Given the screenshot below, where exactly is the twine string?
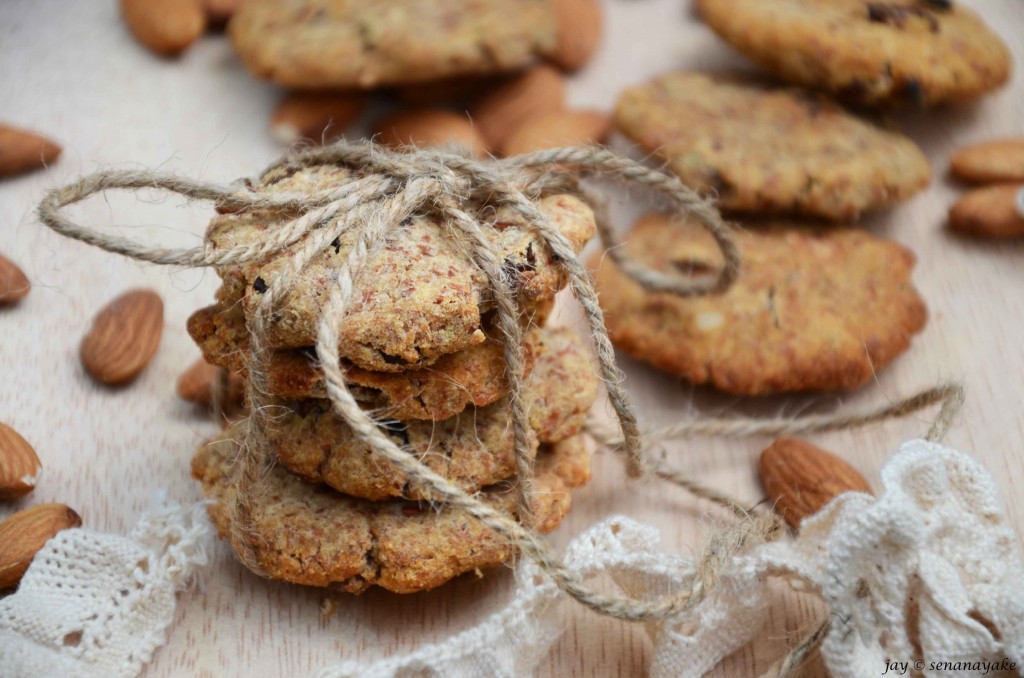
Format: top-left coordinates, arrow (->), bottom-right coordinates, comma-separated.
38,143 -> 963,630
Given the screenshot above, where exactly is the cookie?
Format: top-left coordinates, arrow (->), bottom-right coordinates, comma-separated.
592,214 -> 927,395
207,163 -> 595,372
187,300 -> 552,420
229,0 -> 558,89
192,432 -> 590,593
614,72 -> 931,220
264,326 -> 598,500
696,0 -> 1011,105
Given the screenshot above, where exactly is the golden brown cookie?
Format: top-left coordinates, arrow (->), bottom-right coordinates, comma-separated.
264,326 -> 598,500
592,215 -> 927,395
187,300 -> 553,420
696,0 -> 1011,105
229,0 -> 558,89
207,163 -> 595,372
192,432 -> 590,593
614,72 -> 931,220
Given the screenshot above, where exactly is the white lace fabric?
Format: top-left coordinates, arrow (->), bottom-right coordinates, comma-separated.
1,441 -> 1021,678
0,498 -> 210,678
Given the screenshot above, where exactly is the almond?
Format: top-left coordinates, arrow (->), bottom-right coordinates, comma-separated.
80,289 -> 164,385
270,92 -> 368,145
759,437 -> 872,528
950,139 -> 1024,184
121,0 -> 206,56
0,253 -> 30,304
469,65 -> 566,152
501,109 -> 610,157
0,124 -> 61,178
373,110 -> 489,158
0,504 -> 81,590
547,0 -> 603,71
0,423 -> 42,500
949,184 -> 1024,239
176,358 -> 245,409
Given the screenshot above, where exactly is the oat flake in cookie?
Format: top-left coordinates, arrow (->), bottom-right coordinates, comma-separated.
192,432 -> 591,593
696,0 -> 1011,105
592,215 -> 927,395
614,72 -> 931,220
229,0 -> 559,89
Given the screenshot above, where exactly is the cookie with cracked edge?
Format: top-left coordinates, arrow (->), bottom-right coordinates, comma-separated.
614,72 -> 931,220
186,299 -> 553,420
207,163 -> 595,372
229,0 -> 558,89
191,432 -> 591,593
591,214 -> 927,395
263,326 -> 598,501
696,0 -> 1010,106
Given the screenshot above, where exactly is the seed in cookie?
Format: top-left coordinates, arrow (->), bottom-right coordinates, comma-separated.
696,0 -> 1010,105
591,214 -> 927,395
191,431 -> 590,593
614,72 -> 931,220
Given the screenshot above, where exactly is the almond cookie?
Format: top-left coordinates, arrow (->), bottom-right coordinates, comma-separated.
592,215 -> 927,395
614,73 -> 931,220
208,163 -> 595,372
229,0 -> 558,89
192,432 -> 590,593
264,326 -> 598,500
187,300 -> 552,420
696,0 -> 1010,105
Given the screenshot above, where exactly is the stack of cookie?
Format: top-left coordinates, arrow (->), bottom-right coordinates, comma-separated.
186,161 -> 599,593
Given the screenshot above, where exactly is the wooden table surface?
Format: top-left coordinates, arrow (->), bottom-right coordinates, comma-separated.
1,1 -> 1022,676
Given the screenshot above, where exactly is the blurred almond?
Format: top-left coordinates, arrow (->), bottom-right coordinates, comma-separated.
0,504 -> 81,589
0,124 -> 61,178
501,109 -> 610,156
270,92 -> 368,144
81,289 -> 164,385
949,184 -> 1024,239
0,253 -> 30,304
469,65 -> 566,152
0,423 -> 42,500
373,110 -> 488,157
950,139 -> 1024,184
548,0 -> 603,71
759,437 -> 872,528
121,0 -> 205,56
176,358 -> 245,409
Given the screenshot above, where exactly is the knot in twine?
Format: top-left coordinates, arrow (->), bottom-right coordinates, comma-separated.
38,142 -> 963,637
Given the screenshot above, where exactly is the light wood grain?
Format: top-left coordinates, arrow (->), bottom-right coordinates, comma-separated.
1,1 -> 1022,676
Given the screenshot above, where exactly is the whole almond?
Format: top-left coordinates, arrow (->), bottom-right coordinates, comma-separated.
0,423 -> 42,500
0,504 -> 82,589
949,184 -> 1024,239
270,92 -> 368,145
80,289 -> 164,385
176,358 -> 245,409
950,139 -> 1024,184
0,124 -> 61,178
121,0 -> 206,56
373,110 -> 489,158
0,253 -> 30,304
469,65 -> 566,152
547,0 -> 603,71
501,109 -> 610,157
759,437 -> 872,528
